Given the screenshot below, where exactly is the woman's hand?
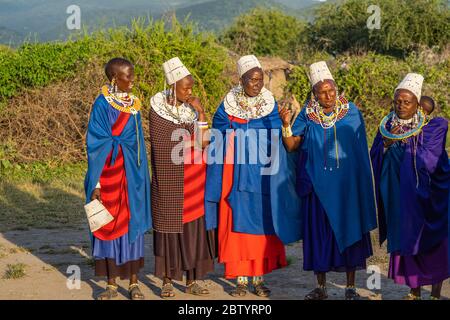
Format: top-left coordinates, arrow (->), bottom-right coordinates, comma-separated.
383,125 -> 402,148
186,97 -> 204,113
90,188 -> 101,202
279,95 -> 299,127
279,105 -> 292,127
186,97 -> 206,121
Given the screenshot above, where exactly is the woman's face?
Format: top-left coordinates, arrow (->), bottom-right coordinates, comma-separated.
174,75 -> 194,103
394,89 -> 418,120
313,80 -> 337,110
115,65 -> 134,93
241,68 -> 264,97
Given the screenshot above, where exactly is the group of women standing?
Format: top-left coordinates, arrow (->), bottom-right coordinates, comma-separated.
84,54 -> 449,300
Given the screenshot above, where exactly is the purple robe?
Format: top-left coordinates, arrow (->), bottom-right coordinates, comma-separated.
370,117 -> 450,287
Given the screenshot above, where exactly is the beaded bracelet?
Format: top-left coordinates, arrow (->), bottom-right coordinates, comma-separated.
196,121 -> 209,129
282,125 -> 293,138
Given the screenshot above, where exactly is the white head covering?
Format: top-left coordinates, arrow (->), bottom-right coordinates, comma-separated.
309,61 -> 334,87
162,57 -> 191,85
395,73 -> 424,102
237,55 -> 262,78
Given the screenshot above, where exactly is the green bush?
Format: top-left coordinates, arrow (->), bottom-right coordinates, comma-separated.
308,0 -> 450,55
0,17 -> 232,115
220,7 -> 306,58
0,37 -> 100,106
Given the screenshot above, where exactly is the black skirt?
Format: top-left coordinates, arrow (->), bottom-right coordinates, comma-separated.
95,258 -> 144,280
153,216 -> 216,281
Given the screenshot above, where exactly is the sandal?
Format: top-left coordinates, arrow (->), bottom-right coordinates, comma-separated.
253,283 -> 271,297
160,282 -> 175,299
345,287 -> 360,300
128,283 -> 145,300
96,284 -> 118,300
305,287 -> 328,300
403,293 -> 421,300
185,281 -> 210,296
230,283 -> 248,297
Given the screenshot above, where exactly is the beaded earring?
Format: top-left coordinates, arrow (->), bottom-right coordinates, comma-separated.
111,78 -> 118,93
310,90 -> 319,110
173,82 -> 177,107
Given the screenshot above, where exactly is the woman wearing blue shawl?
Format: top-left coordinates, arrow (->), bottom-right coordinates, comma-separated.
84,58 -> 152,300
370,73 -> 450,300
280,61 -> 377,300
205,55 -> 302,297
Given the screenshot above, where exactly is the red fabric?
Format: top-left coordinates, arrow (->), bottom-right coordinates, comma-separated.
94,112 -> 131,241
218,116 -> 287,279
183,136 -> 206,224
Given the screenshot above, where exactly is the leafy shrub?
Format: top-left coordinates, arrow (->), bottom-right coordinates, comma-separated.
220,7 -> 306,58
308,0 -> 450,55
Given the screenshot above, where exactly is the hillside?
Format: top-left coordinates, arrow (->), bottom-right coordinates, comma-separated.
173,0 -> 288,31
0,26 -> 22,45
0,0 -> 318,44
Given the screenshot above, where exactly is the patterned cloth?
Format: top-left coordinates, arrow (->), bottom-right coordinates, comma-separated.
149,107 -> 195,233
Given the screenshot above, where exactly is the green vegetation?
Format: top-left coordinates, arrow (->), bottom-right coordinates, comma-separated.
0,17 -> 233,113
3,263 -> 27,279
0,36 -> 97,106
220,8 -> 306,58
309,0 -> 450,56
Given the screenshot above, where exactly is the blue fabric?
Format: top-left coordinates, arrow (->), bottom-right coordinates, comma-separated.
371,117 -> 450,255
204,101 -> 302,244
302,189 -> 372,273
84,94 -> 152,245
380,142 -> 404,253
93,233 -> 145,266
291,102 -> 377,252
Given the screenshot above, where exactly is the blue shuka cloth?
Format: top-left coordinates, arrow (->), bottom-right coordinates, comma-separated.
379,142 -> 404,253
93,233 -> 145,265
292,102 -> 377,253
84,94 -> 152,246
204,101 -> 302,245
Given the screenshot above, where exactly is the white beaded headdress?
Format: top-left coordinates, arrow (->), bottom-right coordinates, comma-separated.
237,55 -> 262,78
163,57 -> 191,85
395,73 -> 424,102
309,61 -> 334,87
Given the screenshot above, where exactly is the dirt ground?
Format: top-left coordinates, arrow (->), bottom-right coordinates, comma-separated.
0,225 -> 448,301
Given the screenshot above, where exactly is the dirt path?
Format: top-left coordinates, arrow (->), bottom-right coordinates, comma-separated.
0,226 -> 448,300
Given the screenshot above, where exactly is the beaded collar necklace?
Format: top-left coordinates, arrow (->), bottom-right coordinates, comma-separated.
306,96 -> 350,129
102,85 -> 141,114
379,110 -> 426,141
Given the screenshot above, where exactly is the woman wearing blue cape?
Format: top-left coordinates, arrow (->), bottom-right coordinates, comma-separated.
280,61 -> 377,300
84,58 -> 152,300
370,73 -> 450,300
205,55 -> 302,297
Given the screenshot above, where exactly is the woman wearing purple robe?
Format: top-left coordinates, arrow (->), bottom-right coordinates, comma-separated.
370,73 -> 450,300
